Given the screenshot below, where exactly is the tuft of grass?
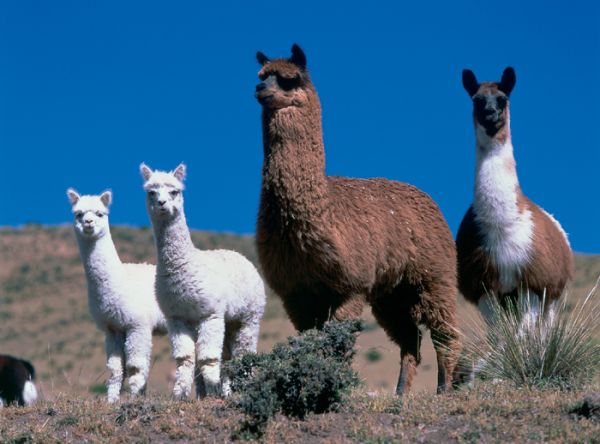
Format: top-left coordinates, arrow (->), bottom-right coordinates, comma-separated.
461,278 -> 600,390
225,320 -> 363,438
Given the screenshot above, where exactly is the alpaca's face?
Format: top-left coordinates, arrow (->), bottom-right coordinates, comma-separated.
68,192 -> 111,240
255,44 -> 311,111
141,164 -> 186,221
463,68 -> 516,137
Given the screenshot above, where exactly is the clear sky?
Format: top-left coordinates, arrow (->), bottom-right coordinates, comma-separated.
1,1 -> 598,252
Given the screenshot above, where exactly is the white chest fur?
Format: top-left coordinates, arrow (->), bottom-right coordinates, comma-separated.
473,136 -> 533,293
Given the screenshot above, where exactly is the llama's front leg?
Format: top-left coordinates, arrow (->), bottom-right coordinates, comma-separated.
124,326 -> 152,397
195,315 -> 225,398
168,319 -> 196,400
105,331 -> 125,403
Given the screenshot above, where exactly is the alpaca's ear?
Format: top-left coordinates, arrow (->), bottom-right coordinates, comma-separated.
498,67 -> 516,97
67,188 -> 80,206
100,190 -> 112,208
289,44 -> 307,69
256,51 -> 269,66
173,163 -> 186,182
140,163 -> 153,181
462,69 -> 479,97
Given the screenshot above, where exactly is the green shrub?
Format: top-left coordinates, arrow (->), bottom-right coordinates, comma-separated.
226,320 -> 363,438
462,281 -> 600,390
365,348 -> 382,363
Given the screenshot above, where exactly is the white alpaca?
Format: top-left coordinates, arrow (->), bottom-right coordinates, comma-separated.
67,189 -> 167,403
140,163 -> 266,399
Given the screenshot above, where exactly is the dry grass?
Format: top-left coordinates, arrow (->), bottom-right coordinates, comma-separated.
1,383 -> 599,443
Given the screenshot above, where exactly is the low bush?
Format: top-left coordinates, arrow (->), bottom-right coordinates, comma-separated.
225,320 -> 363,438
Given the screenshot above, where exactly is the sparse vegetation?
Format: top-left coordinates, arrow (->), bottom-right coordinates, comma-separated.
1,383 -> 599,442
226,320 -> 363,437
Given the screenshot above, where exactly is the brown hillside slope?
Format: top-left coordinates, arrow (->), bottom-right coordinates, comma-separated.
0,225 -> 598,399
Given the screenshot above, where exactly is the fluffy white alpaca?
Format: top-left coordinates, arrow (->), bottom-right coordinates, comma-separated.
140,163 -> 266,399
67,189 -> 167,403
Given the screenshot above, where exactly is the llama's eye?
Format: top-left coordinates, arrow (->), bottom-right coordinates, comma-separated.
496,96 -> 508,107
148,190 -> 157,197
169,190 -> 180,197
75,212 -> 83,219
96,212 -> 104,218
276,75 -> 299,91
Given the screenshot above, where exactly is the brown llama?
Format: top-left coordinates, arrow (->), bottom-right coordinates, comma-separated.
456,67 -> 573,318
254,44 -> 460,394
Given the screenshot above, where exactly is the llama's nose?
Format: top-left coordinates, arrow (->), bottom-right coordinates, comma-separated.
157,199 -> 166,207
256,82 -> 266,93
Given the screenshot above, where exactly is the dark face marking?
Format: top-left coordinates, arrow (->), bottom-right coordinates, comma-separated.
255,44 -> 310,110
462,67 -> 517,138
472,88 -> 509,136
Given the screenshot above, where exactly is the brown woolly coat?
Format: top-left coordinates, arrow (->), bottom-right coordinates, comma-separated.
256,69 -> 457,334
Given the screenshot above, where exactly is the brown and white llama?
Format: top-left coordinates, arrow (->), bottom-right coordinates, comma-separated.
254,44 -> 460,394
456,67 -> 574,319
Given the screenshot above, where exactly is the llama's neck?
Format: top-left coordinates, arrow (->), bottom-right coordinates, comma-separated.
472,122 -> 534,291
76,232 -> 123,296
151,211 -> 196,271
473,123 -> 522,227
261,95 -> 329,221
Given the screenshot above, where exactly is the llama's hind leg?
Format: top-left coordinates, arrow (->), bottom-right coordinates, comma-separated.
124,326 -> 152,397
431,325 -> 460,393
168,319 -> 197,400
424,289 -> 460,394
105,331 -> 125,403
195,315 -> 226,398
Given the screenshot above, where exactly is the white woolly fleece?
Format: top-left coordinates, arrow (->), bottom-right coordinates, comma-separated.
68,189 -> 167,403
142,164 -> 266,399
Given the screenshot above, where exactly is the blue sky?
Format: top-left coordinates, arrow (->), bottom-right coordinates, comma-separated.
1,1 -> 598,252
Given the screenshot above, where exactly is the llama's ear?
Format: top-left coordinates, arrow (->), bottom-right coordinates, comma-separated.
140,163 -> 153,181
256,51 -> 269,66
100,190 -> 112,208
499,67 -> 516,97
462,69 -> 479,97
173,163 -> 186,182
289,44 -> 307,69
66,188 -> 80,206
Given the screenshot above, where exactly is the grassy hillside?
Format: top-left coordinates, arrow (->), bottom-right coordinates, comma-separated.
1,225 -> 599,441
1,224 -> 599,399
